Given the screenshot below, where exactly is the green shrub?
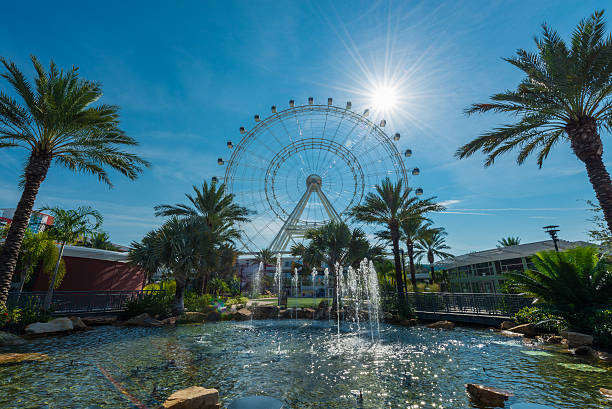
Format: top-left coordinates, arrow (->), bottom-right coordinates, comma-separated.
143,280 -> 175,296
225,296 -> 249,307
587,309 -> 612,349
1,298 -> 51,331
514,306 -> 567,333
184,292 -> 213,312
120,292 -> 172,319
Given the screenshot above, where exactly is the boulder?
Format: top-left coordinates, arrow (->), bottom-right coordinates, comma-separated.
399,319 -> 418,327
122,313 -> 163,327
162,386 -> 220,409
590,349 -> 612,363
235,308 -> 252,321
570,346 -> 593,356
161,317 -> 177,326
560,331 -> 593,348
206,310 -> 221,322
278,309 -> 291,319
465,383 -> 511,407
508,323 -> 537,337
0,352 -> 48,364
500,321 -> 516,330
601,388 -> 612,401
252,305 -> 279,319
543,335 -> 563,344
298,308 -> 316,319
314,308 -> 329,320
500,330 -> 524,338
178,312 -> 207,324
68,316 -> 88,330
82,316 -> 117,326
0,331 -> 26,346
426,320 -> 455,330
25,317 -> 73,335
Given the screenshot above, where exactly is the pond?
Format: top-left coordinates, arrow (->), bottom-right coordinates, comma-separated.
0,320 -> 610,408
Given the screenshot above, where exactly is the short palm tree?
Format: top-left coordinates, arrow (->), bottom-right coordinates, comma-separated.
456,11 -> 612,232
498,236 -> 521,247
399,217 -> 442,288
255,248 -> 277,268
350,177 -> 443,296
0,56 -> 149,305
414,230 -> 453,285
506,246 -> 612,330
42,206 -> 102,308
81,232 -> 118,251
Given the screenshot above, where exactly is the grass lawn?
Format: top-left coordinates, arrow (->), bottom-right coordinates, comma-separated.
287,297 -> 332,308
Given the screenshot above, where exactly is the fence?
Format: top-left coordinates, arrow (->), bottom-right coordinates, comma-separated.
6,290 -> 161,315
384,292 -> 534,318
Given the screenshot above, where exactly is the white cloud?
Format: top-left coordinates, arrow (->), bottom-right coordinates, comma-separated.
438,199 -> 461,207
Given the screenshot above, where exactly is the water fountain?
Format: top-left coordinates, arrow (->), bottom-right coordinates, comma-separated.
274,254 -> 282,306
252,262 -> 263,298
291,268 -> 299,319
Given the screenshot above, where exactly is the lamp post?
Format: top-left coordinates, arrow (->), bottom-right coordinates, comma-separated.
543,225 -> 560,252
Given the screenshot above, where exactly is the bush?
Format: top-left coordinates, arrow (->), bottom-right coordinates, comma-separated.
184,292 -> 213,312
0,298 -> 52,332
120,292 -> 172,319
225,296 -> 249,307
143,280 -> 175,296
585,309 -> 612,349
514,306 -> 567,333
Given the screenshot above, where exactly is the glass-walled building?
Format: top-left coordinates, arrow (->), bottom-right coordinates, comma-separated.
438,240 -> 591,293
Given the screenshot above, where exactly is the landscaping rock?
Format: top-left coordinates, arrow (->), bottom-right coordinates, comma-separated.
206,310 -> 221,322
235,308 -> 252,321
508,323 -> 537,337
399,319 -> 418,327
500,320 -> 516,330
314,307 -> 329,320
178,312 -> 207,324
500,330 -> 524,338
570,346 -> 593,356
590,349 -> 612,363
560,331 -> 593,348
252,305 -> 279,319
0,352 -> 48,364
298,308 -> 316,319
540,334 -> 563,344
82,316 -> 117,326
162,386 -> 220,409
68,316 -> 88,330
0,331 -> 26,346
601,388 -> 612,401
465,383 -> 511,407
25,317 -> 73,335
426,320 -> 455,330
161,317 -> 177,326
278,309 -> 291,319
122,313 -> 163,327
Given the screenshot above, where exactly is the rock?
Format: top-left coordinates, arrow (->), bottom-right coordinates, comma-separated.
206,310 -> 221,322
570,346 -> 593,356
318,300 -> 329,309
82,316 -> 117,326
399,319 -> 418,327
278,309 -> 291,319
161,317 -> 177,326
500,330 -> 524,338
500,320 -> 516,330
25,317 -> 73,335
0,352 -> 48,364
252,305 -> 279,319
162,386 -> 220,409
544,335 -> 563,344
590,349 -> 612,363
508,323 -> 537,337
68,316 -> 88,330
560,331 -> 593,348
465,383 -> 511,407
235,308 -> 252,321
0,331 -> 26,346
314,307 -> 329,320
426,320 -> 455,330
230,305 -> 238,313
122,313 -> 163,327
601,388 -> 612,401
178,312 -> 207,324
298,308 -> 316,319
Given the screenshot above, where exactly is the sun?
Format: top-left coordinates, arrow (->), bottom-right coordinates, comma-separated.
370,85 -> 399,112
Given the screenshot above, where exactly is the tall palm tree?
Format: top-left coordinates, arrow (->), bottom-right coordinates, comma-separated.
414,230 -> 453,286
399,217 -> 442,288
42,206 -> 102,309
456,11 -> 612,231
350,178 -> 443,297
498,236 -> 521,247
0,56 -> 149,305
128,230 -> 164,285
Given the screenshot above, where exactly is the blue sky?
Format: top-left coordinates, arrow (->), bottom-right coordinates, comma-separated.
0,0 -> 607,255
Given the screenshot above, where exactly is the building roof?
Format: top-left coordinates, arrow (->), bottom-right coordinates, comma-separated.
62,245 -> 129,262
437,239 -> 593,269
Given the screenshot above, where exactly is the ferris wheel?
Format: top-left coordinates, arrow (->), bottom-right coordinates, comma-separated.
217,97 -> 420,254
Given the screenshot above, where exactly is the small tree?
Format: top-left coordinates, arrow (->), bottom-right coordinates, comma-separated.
498,237 -> 521,247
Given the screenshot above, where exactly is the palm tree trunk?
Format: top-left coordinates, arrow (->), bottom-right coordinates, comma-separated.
390,224 -> 405,300
0,154 -> 51,306
15,262 -> 31,304
172,280 -> 186,316
44,242 -> 65,310
407,241 -> 416,289
569,122 -> 612,233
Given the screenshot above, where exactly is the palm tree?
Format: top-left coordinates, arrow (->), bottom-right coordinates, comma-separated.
350,178 -> 443,297
396,217 -> 442,288
456,11 -> 612,232
42,206 -> 103,309
414,230 -> 453,286
0,56 -> 149,305
498,236 -> 521,247
255,248 -> 277,268
128,230 -> 164,285
506,246 -> 612,331
80,232 -> 118,251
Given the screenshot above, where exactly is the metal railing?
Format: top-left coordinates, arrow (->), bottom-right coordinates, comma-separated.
6,290 -> 162,315
384,292 -> 534,317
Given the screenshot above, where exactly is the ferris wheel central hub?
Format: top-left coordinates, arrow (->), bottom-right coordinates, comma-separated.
306,174 -> 322,187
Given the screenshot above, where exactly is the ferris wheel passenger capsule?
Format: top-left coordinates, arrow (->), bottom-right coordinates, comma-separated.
404,149 -> 412,157
227,141 -> 233,149
289,99 -> 295,107
271,105 -> 277,113
239,126 -> 246,134
211,176 -> 218,183
393,132 -> 400,141
346,101 -> 352,110
327,98 -> 333,105
308,97 -> 314,105
254,114 -> 260,122
415,188 -> 423,196
363,109 -> 370,117
412,167 -> 420,176
217,158 -> 224,165
380,120 -> 386,127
